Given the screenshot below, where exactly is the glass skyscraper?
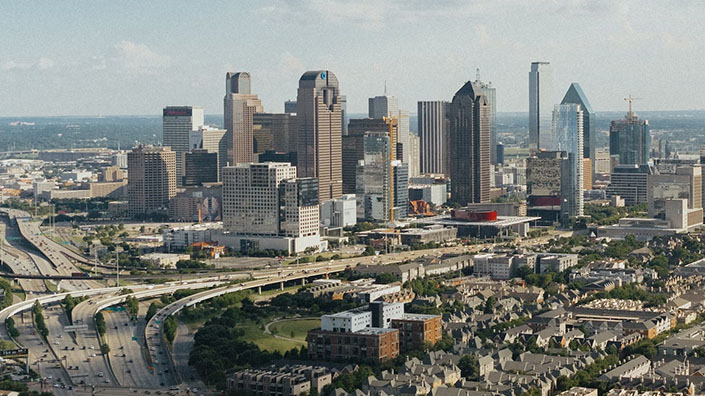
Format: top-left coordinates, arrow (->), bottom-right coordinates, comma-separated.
552,103 -> 584,223
561,83 -> 595,162
610,109 -> 650,166
529,62 -> 553,151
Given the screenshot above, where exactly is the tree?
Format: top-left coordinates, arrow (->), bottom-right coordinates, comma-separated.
146,302 -> 159,321
483,297 -> 496,314
374,273 -> 398,284
458,354 -> 479,379
95,312 -> 106,336
101,343 -> 110,354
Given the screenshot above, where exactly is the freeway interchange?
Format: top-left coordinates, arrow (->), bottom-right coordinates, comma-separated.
0,207 -> 478,395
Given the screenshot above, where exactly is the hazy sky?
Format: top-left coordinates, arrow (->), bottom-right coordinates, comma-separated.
2,0 -> 704,117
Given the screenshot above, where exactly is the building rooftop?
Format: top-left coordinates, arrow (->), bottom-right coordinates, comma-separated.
356,327 -> 397,335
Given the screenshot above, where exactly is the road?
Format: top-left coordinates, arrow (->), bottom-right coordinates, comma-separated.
172,322 -> 205,393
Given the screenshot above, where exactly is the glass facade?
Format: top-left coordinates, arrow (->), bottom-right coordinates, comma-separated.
529,62 -> 553,151
552,103 -> 584,222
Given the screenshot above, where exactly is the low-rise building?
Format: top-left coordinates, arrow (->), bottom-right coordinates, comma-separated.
391,313 -> 443,352
227,365 -> 332,396
306,327 -> 399,362
140,253 -> 190,269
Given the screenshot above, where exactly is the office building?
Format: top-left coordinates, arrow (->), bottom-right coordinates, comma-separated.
127,145 -> 176,216
188,125 -> 227,179
320,194 -> 357,228
224,72 -> 263,165
183,150 -> 218,186
418,101 -> 449,175
529,62 -> 553,151
448,81 -> 490,204
583,158 -> 592,190
408,133 -> 420,177
553,103 -> 584,222
356,132 -> 395,222
393,161 -> 409,219
162,106 -> 204,184
369,94 -> 410,164
648,165 -> 702,222
526,151 -> 568,224
561,83 -> 595,163
297,70 -> 343,202
258,150 -> 297,166
220,162 -> 320,253
271,113 -> 298,155
168,184 -> 222,222
609,101 -> 650,165
474,72 -> 497,164
343,118 -> 389,194
497,143 -> 505,165
284,100 -> 297,114
606,164 -> 653,205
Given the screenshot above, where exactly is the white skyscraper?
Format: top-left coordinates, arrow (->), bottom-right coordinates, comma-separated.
224,72 -> 263,166
162,106 -> 204,185
553,103 -> 584,222
529,62 -> 553,151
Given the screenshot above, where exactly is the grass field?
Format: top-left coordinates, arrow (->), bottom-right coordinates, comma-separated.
269,318 -> 319,340
237,322 -> 306,352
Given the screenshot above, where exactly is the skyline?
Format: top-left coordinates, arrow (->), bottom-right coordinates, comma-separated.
2,1 -> 705,117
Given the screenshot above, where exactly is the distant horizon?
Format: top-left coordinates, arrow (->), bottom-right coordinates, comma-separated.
3,108 -> 705,120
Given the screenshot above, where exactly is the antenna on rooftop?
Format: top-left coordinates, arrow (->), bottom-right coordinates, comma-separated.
384,80 -> 387,96
476,68 -> 481,82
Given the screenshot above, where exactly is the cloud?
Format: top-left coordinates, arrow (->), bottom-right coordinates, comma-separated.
0,58 -> 54,71
279,52 -> 305,74
113,41 -> 171,73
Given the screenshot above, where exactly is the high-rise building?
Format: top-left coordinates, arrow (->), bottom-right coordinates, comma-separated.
474,72 -> 497,164
408,134 -> 420,177
284,100 -> 297,114
188,126 -> 227,179
369,94 -> 409,164
343,118 -> 390,194
526,151 -> 568,224
448,81 -> 490,205
496,143 -> 505,165
296,70 -> 343,202
183,149 -> 218,186
340,95 -> 348,136
606,164 -> 653,205
552,103 -> 584,222
529,62 -> 553,151
356,131 -> 392,222
561,83 -> 595,162
271,113 -> 298,155
162,106 -> 204,185
127,145 -> 176,216
418,101 -> 449,175
393,162 -> 409,219
648,165 -> 702,220
224,72 -> 263,166
609,101 -> 650,165
221,162 -> 320,253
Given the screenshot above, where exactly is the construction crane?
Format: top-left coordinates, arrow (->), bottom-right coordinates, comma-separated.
383,116 -> 399,222
624,94 -> 641,118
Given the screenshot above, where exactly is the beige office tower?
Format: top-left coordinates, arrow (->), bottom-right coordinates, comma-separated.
368,94 -> 410,164
224,72 -> 263,166
408,134 -> 420,177
296,70 -> 343,202
127,145 -> 176,216
162,106 -> 204,185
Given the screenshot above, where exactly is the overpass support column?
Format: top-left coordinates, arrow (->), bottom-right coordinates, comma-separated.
301,278 -> 306,286
257,286 -> 262,295
325,273 -> 329,279
280,282 -> 284,291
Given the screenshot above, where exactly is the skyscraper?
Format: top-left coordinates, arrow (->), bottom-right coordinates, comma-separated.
529,62 -> 553,151
609,100 -> 650,165
224,72 -> 263,166
188,126 -> 227,180
474,72 -> 497,164
448,81 -> 490,205
162,106 -> 204,185
418,101 -> 449,175
221,162 -> 320,253
127,145 -> 176,216
561,83 -> 595,162
408,134 -> 420,177
183,149 -> 218,186
369,94 -> 410,164
356,131 -> 406,221
344,118 -> 390,194
296,70 -> 343,202
552,103 -> 584,223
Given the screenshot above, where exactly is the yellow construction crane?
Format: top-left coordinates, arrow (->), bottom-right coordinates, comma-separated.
624,94 -> 641,116
383,116 -> 398,222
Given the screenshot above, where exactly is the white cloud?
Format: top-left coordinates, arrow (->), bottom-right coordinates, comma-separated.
0,58 -> 54,71
113,41 -> 171,73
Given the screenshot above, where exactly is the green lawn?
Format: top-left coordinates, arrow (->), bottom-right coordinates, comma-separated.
269,318 -> 319,341
236,322 -> 307,352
